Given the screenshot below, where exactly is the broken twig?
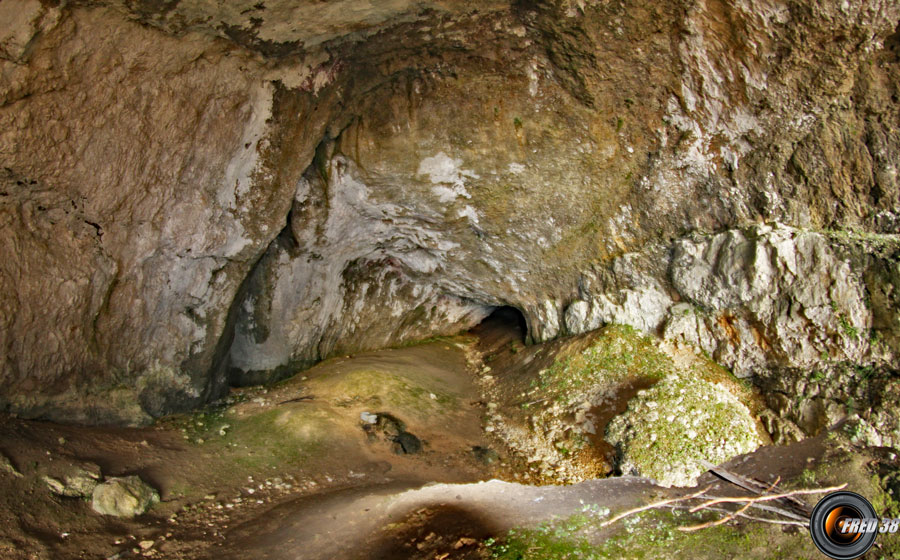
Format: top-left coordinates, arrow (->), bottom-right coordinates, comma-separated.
678,477 -> 781,532
277,395 -> 315,405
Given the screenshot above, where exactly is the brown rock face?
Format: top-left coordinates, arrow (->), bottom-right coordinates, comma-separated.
1,0 -> 899,424
0,7 -> 308,422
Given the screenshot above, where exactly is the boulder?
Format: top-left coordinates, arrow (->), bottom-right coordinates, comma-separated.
606,375 -> 763,488
91,476 -> 159,518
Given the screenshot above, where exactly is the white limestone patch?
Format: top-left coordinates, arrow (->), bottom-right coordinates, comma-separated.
417,152 -> 479,203
527,61 -> 540,97
508,162 -> 526,174
665,223 -> 872,376
458,205 -> 480,225
565,285 -> 673,336
220,82 -> 274,211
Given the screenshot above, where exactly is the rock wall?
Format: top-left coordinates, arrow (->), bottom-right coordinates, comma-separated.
0,6 -> 310,423
1,0 -> 899,423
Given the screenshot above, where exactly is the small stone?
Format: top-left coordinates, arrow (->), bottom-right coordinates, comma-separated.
454,537 -> 477,549
359,411 -> 378,424
393,432 -> 422,455
0,454 -> 22,478
375,414 -> 405,438
472,446 -> 499,465
138,540 -> 154,550
43,465 -> 101,498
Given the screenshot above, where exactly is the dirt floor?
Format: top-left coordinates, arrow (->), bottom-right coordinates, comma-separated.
0,312 -> 897,559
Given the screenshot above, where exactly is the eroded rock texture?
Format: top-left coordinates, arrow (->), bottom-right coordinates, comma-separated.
1,0 -> 899,423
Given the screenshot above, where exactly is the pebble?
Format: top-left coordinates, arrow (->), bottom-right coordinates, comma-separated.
138,540 -> 154,550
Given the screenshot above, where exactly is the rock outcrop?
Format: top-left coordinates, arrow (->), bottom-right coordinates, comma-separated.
2,0 -> 899,423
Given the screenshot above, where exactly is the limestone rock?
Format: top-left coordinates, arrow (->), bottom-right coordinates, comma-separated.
757,363 -> 900,448
0,8 -> 308,423
44,472 -> 98,498
565,286 -> 672,336
842,414 -> 885,447
0,0 -> 60,63
665,224 -> 873,377
91,476 -> 159,518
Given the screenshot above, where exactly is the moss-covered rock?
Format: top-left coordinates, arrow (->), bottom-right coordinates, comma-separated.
606,374 -> 762,487
488,324 -> 763,484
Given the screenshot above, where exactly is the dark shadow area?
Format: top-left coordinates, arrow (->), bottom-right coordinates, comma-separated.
468,306 -> 528,354
885,20 -> 900,62
587,376 -> 661,473
362,504 -> 497,560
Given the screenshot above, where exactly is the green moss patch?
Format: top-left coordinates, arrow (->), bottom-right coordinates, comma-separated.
532,325 -> 670,407
489,508 -> 820,560
221,406 -> 339,470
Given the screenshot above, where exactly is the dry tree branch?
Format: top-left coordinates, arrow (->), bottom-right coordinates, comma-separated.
678,477 -> 782,532
667,505 -> 809,528
742,503 -> 809,522
701,461 -> 812,515
601,479 -> 847,533
687,483 -> 847,513
598,486 -> 713,528
733,513 -> 808,528
679,500 -> 755,532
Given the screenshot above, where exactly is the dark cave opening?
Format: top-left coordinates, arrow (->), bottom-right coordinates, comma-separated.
469,305 -> 529,349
